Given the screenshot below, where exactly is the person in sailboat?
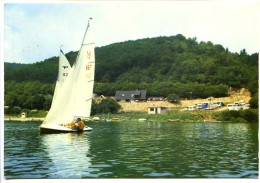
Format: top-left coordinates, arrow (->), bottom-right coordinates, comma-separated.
74,118 -> 85,131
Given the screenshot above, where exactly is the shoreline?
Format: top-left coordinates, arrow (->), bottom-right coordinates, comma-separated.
4,117 -> 45,122
3,115 -> 210,123
2,118 -> 233,123
4,109 -> 257,123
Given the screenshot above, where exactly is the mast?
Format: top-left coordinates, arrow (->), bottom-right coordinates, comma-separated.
57,45 -> 63,82
74,17 -> 93,67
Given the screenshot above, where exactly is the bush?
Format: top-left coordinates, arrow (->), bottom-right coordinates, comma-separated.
91,100 -> 98,116
249,93 -> 258,109
4,107 -> 11,114
240,109 -> 258,122
27,110 -> 48,117
91,98 -> 121,115
215,110 -> 238,121
167,93 -> 180,103
230,117 -> 247,123
11,106 -> 22,114
214,109 -> 258,123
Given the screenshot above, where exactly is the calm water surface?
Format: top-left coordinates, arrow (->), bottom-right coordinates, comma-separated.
4,121 -> 258,178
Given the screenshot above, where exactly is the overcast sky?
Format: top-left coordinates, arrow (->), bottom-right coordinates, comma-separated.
4,0 -> 260,64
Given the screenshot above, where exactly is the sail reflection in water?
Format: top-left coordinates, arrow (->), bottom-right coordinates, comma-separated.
41,133 -> 91,178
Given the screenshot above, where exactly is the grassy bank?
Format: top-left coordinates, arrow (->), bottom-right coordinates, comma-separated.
5,110 -> 47,119
92,110 -> 204,122
93,109 -> 258,123
5,109 -> 258,123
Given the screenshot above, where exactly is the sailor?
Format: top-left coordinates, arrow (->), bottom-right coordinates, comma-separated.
75,118 -> 85,131
76,118 -> 81,123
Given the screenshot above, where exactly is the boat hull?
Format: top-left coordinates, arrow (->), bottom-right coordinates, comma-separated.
168,119 -> 180,122
204,120 -> 221,123
39,125 -> 92,134
138,118 -> 147,122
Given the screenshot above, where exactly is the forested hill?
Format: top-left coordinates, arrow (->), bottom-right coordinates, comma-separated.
5,34 -> 258,103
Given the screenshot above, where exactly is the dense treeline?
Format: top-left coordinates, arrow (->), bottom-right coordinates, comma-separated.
4,34 -> 258,111
94,82 -> 228,98
4,81 -> 54,112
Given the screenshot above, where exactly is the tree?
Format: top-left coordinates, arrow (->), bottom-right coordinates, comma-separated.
43,96 -> 53,110
11,106 -> 22,114
91,100 -> 98,116
5,92 -> 19,108
249,93 -> 258,109
240,49 -> 247,56
167,93 -> 180,103
33,94 -> 45,110
93,98 -> 121,114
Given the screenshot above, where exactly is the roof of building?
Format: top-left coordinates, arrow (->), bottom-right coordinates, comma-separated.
148,106 -> 167,108
148,96 -> 164,98
115,90 -> 146,100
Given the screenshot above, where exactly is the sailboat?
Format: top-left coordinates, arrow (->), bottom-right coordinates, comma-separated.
39,18 -> 95,133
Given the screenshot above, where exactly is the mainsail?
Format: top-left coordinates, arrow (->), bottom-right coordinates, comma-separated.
73,20 -> 95,117
40,18 -> 95,130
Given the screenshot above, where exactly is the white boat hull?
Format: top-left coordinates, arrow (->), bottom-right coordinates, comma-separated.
39,124 -> 92,134
138,118 -> 147,122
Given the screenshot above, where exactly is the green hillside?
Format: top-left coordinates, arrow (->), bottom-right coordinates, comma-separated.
4,34 -> 259,112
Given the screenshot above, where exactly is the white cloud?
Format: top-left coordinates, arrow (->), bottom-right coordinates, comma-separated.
4,3 -> 92,63
4,1 -> 259,63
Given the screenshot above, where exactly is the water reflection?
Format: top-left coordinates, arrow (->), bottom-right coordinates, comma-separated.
41,133 -> 92,178
86,122 -> 258,178
4,121 -> 53,178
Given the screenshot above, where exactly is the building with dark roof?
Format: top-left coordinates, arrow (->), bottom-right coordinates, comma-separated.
115,90 -> 147,102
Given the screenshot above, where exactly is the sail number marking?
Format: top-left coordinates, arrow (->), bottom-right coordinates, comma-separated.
86,65 -> 92,70
62,65 -> 69,77
87,51 -> 91,59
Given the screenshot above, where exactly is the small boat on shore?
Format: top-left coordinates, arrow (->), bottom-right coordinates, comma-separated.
101,113 -> 111,122
138,118 -> 147,122
168,119 -> 180,122
204,119 -> 220,122
101,118 -> 111,122
111,118 -> 121,121
92,117 -> 100,121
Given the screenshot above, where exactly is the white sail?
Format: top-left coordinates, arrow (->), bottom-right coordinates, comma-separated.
40,18 -> 95,132
51,66 -> 76,125
73,21 -> 95,117
58,49 -> 72,85
41,50 -> 72,125
52,49 -> 71,102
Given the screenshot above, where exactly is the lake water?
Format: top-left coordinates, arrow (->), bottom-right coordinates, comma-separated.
4,121 -> 258,178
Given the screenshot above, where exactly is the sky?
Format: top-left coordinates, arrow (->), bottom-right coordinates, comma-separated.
3,0 -> 260,64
